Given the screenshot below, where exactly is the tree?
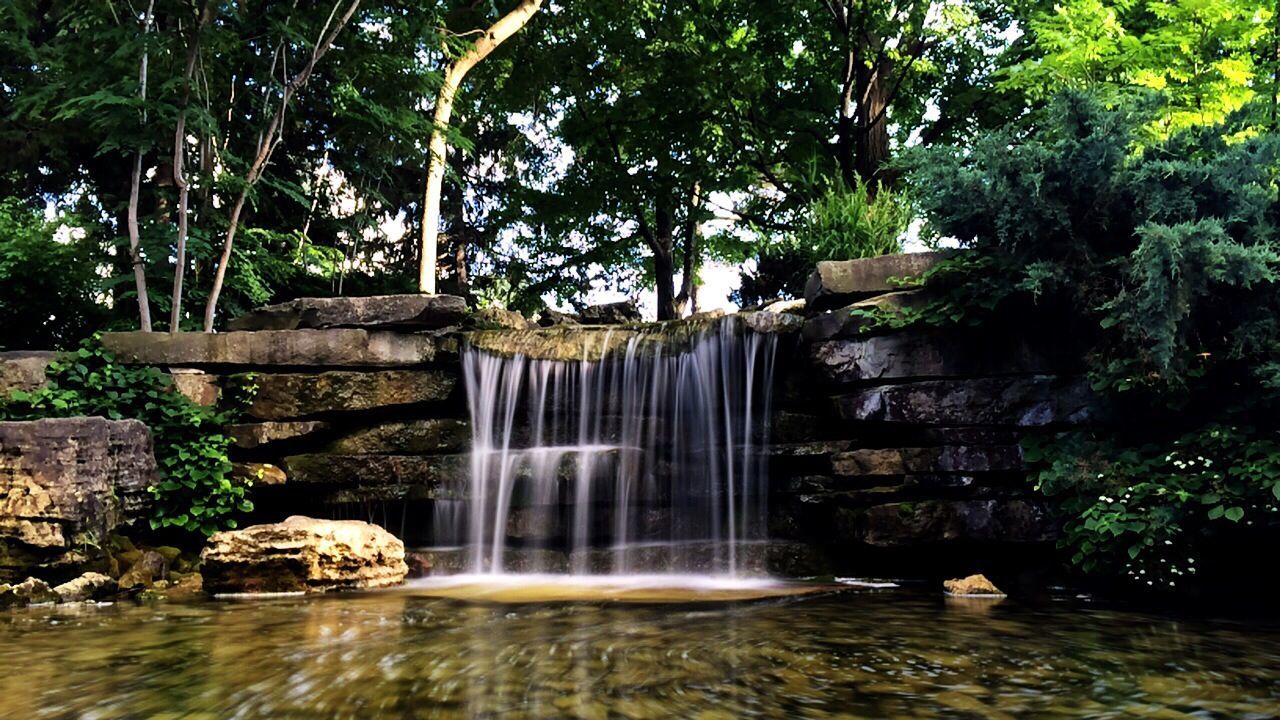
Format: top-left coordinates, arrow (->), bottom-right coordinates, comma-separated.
419,0 -> 544,295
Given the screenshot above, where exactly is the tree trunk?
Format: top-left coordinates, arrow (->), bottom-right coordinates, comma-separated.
170,0 -> 212,332
419,0 -> 544,294
854,57 -> 891,191
127,0 -> 157,332
674,181 -> 701,317
653,206 -> 678,321
203,0 -> 362,331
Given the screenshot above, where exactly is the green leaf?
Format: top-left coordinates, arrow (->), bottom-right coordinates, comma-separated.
1224,507 -> 1244,522
1207,505 -> 1225,520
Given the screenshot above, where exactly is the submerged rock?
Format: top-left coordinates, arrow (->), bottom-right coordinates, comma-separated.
201,516 -> 408,594
118,550 -> 168,589
943,574 -> 1006,597
227,294 -> 466,331
0,577 -> 59,607
53,572 -> 118,603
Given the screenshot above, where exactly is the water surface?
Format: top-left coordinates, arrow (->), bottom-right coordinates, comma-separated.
2,584 -> 1278,719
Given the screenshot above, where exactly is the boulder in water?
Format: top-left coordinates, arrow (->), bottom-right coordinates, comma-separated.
53,572 -> 118,602
0,577 -> 59,607
118,550 -> 168,589
201,516 -> 408,594
943,574 -> 1005,597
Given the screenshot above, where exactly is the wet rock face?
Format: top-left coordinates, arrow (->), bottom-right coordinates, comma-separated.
0,418 -> 157,582
201,516 -> 408,594
804,252 -> 949,311
834,376 -> 1093,427
859,500 -> 1055,547
227,294 -> 467,331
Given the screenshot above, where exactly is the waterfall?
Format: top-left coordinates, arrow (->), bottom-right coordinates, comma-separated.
448,316 -> 778,576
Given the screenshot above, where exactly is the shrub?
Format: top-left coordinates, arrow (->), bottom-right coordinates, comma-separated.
1,340 -> 254,536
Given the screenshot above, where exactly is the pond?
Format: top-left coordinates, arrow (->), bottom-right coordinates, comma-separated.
3,581 -> 1279,719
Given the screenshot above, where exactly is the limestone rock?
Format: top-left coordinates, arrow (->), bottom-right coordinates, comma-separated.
0,351 -> 57,396
801,291 -> 929,341
100,329 -> 443,367
0,577 -> 59,607
326,419 -> 470,455
227,421 -> 329,449
282,454 -> 470,501
0,418 -> 157,581
239,370 -> 456,420
834,376 -> 1093,427
473,307 -> 534,330
579,299 -> 641,325
804,251 -> 950,311
118,550 -> 167,589
227,294 -> 466,331
53,572 -> 118,602
741,311 -> 804,334
201,516 -> 408,594
831,446 -> 1022,477
943,574 -> 1005,597
861,499 -> 1054,546
231,462 -> 288,486
169,369 -> 220,406
762,298 -> 806,314
537,309 -> 580,327
810,330 -> 1074,384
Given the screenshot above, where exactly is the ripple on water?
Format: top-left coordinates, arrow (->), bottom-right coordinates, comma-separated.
2,586 -> 1280,718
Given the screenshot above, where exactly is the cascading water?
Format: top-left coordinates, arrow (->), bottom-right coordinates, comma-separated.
445,316 -> 778,577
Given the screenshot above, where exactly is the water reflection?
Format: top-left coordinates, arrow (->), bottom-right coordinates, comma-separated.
2,588 -> 1279,718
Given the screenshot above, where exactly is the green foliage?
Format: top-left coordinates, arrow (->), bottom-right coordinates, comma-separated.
845,253 -> 1016,330
907,92 -> 1280,588
0,340 -> 254,536
1026,426 -> 1280,586
0,199 -> 108,349
1003,0 -> 1275,138
736,180 -> 910,304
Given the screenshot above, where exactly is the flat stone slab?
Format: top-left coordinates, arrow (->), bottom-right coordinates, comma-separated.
326,418 -> 470,454
227,294 -> 466,331
804,252 -> 949,311
834,376 -> 1093,427
282,454 -> 470,498
239,370 -> 456,420
227,421 -> 330,449
101,329 -> 443,367
801,291 -> 928,342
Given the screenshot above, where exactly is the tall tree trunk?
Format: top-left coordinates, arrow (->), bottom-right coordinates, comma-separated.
419,0 -> 544,294
170,1 -> 212,332
836,47 -> 859,190
204,0 -> 362,331
127,0 -> 157,332
854,57 -> 891,191
674,181 -> 701,316
652,206 -> 678,321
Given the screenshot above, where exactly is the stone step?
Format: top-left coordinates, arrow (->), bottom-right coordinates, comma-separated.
801,291 -> 928,341
227,294 -> 467,332
325,418 -> 470,454
804,251 -> 949,312
809,330 -> 1075,385
237,370 -> 457,420
101,329 -> 446,368
830,446 -> 1023,476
